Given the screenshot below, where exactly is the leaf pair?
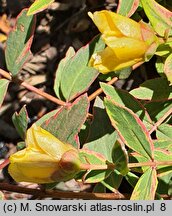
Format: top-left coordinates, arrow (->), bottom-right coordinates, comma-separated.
102,83 -> 158,200
54,35 -> 105,102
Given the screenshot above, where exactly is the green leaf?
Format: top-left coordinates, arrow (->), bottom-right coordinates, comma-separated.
84,97 -> 117,162
5,9 -> 36,76
130,168 -> 158,200
164,53 -> 172,85
104,98 -> 154,159
130,149 -> 172,174
145,100 -> 172,123
112,141 -> 129,175
117,0 -> 139,17
78,119 -> 91,146
154,149 -> 172,175
141,0 -> 172,36
82,170 -> 112,183
101,171 -> 123,191
79,149 -> 107,166
12,105 -> 28,140
130,78 -> 172,100
156,124 -> 172,141
155,56 -> 166,76
101,82 -> 152,129
156,42 -> 172,57
27,0 -> 55,16
98,67 -> 132,81
35,109 -> 57,126
16,141 -> 26,150
114,67 -> 132,79
125,172 -> 139,188
54,35 -> 105,101
129,152 -> 149,173
54,47 -> 75,100
168,179 -> 172,196
78,149 -> 112,183
93,183 -> 106,193
44,182 -> 58,190
154,140 -> 172,151
157,172 -> 172,195
41,94 -> 89,148
0,79 -> 9,108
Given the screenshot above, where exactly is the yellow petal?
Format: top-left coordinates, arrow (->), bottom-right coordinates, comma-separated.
27,124 -> 73,159
103,37 -> 148,60
26,124 -> 44,152
89,46 -> 144,74
8,125 -> 80,183
9,147 -> 58,163
8,162 -> 59,183
9,148 -> 59,183
89,10 -> 142,40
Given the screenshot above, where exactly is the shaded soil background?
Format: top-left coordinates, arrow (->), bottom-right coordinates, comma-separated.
0,0 -> 159,199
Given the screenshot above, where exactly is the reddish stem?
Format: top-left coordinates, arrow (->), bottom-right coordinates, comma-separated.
0,68 -> 67,106
0,158 -> 10,169
149,107 -> 172,134
88,77 -> 118,101
0,183 -> 128,200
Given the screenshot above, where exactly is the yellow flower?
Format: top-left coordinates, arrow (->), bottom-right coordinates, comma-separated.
88,10 -> 158,73
8,124 -> 81,183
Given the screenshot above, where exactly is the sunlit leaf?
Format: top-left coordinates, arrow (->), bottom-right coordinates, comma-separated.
164,53 -> 172,85
141,0 -> 172,36
130,78 -> 172,100
12,105 -> 28,140
54,47 -> 75,100
156,124 -> 172,141
130,168 -> 157,200
78,149 -> 112,183
41,94 -> 89,148
0,79 -> 9,108
27,0 -> 55,16
101,82 -> 152,129
5,9 -> 36,76
105,98 -> 154,159
54,35 -> 105,101
117,0 -> 139,17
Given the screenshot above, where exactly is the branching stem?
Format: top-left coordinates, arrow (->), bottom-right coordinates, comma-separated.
0,68 -> 67,106
80,160 -> 172,171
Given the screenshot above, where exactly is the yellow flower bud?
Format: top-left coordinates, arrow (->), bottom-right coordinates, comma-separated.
88,10 -> 158,74
8,124 -> 81,183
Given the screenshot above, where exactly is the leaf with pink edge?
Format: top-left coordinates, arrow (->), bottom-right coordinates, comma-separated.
164,53 -> 172,85
5,9 -> 36,76
104,98 -> 154,159
0,79 -> 9,108
41,94 -> 89,148
130,168 -> 157,200
78,149 -> 112,183
141,0 -> 172,37
117,0 -> 139,17
27,0 -> 55,16
12,105 -> 29,140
